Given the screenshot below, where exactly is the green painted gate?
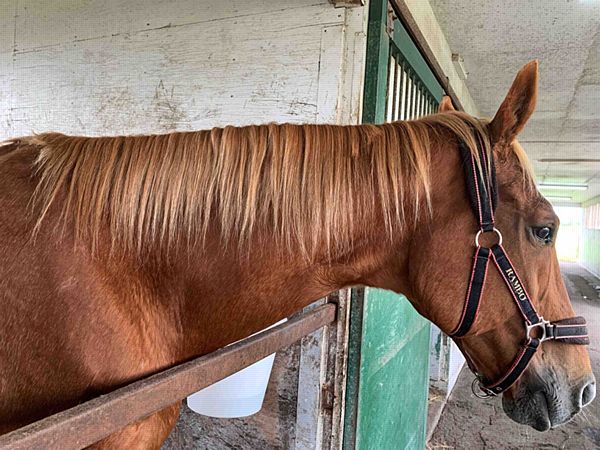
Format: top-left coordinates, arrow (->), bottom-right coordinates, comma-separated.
343,2 -> 445,449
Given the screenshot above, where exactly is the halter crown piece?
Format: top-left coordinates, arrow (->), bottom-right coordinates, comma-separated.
449,135 -> 589,398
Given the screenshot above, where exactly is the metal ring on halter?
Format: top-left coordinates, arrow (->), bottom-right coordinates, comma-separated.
471,378 -> 496,399
526,317 -> 552,342
474,227 -> 503,248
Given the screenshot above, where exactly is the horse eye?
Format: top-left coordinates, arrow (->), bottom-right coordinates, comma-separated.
533,226 -> 553,244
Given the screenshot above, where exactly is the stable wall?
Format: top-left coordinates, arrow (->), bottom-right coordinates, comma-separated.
582,228 -> 600,277
0,0 -> 365,138
582,198 -> 600,277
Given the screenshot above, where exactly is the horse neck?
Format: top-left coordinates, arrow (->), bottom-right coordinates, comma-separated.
102,122 -> 456,363
117,203 -> 415,365
168,125 -> 465,362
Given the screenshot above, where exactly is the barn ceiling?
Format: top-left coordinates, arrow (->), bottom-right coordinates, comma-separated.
429,0 -> 600,206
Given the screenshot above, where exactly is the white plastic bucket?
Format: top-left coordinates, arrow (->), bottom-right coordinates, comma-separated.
186,318 -> 287,418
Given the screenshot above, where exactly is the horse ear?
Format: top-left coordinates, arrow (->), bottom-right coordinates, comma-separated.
438,96 -> 455,113
490,60 -> 538,144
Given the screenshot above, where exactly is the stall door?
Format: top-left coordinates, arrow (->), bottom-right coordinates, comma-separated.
343,2 -> 444,449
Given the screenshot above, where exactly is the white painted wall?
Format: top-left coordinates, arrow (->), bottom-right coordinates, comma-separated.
429,326 -> 463,396
0,0 -> 365,139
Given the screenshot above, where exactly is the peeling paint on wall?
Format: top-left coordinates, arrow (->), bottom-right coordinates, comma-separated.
0,0 -> 349,138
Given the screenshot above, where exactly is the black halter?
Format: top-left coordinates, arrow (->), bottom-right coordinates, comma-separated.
449,136 -> 590,398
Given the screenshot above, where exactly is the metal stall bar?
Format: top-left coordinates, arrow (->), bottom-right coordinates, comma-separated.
0,304 -> 337,450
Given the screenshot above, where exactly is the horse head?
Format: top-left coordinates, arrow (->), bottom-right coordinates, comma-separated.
406,61 -> 595,431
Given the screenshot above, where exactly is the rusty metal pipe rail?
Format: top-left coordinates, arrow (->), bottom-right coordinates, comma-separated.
0,303 -> 337,450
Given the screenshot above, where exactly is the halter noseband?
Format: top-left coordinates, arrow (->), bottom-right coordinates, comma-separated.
449,136 -> 589,398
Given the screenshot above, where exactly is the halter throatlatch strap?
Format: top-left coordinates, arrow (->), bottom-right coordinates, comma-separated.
450,139 -> 589,398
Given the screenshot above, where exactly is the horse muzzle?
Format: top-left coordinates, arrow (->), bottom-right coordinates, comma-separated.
502,372 -> 596,431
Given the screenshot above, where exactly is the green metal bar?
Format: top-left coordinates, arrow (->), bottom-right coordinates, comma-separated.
346,0 -> 392,444
342,288 -> 365,450
362,0 -> 390,124
391,19 -> 444,102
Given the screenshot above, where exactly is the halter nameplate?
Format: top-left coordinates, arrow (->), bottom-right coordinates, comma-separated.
450,138 -> 589,397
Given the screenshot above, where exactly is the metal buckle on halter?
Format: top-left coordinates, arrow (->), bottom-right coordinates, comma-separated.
471,377 -> 497,399
474,227 -> 503,247
526,317 -> 552,342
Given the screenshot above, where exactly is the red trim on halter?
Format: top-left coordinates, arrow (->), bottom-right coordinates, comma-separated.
452,250 -> 480,335
487,344 -> 529,389
452,137 -> 589,398
491,252 -> 534,323
479,145 -> 496,224
472,256 -> 490,326
470,153 -> 484,226
498,244 -> 539,316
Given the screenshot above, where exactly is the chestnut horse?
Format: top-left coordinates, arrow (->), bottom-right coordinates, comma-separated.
0,61 -> 594,448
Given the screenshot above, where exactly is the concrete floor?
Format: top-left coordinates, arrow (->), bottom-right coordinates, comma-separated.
429,263 -> 600,450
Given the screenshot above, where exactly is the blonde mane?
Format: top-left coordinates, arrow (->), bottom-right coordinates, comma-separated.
24,112 -> 532,257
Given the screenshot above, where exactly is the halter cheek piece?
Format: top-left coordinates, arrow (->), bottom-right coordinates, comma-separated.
449,138 -> 590,398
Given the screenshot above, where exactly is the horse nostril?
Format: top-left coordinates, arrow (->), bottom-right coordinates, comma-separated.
580,381 -> 596,408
